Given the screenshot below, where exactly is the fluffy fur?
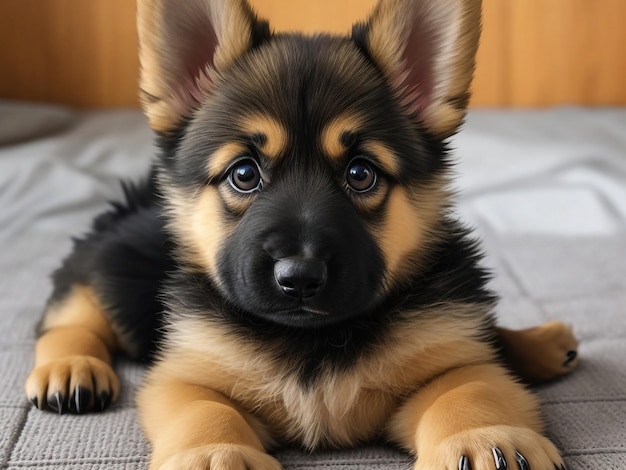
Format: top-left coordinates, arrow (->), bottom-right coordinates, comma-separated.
26,0 -> 579,469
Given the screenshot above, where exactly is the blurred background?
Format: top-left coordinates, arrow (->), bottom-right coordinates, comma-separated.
1,0 -> 625,109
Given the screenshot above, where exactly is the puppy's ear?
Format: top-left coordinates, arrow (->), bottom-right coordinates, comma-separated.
137,0 -> 269,132
354,0 -> 481,139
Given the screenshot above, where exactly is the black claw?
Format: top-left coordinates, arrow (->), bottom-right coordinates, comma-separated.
47,394 -> 57,413
55,392 -> 64,415
78,386 -> 91,414
515,451 -> 530,470
29,396 -> 39,409
68,389 -> 77,413
563,350 -> 577,367
493,447 -> 508,469
459,455 -> 472,470
48,392 -> 64,415
71,386 -> 92,414
98,391 -> 111,412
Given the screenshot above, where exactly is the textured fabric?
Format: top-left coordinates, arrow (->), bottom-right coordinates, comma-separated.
1,103 -> 625,469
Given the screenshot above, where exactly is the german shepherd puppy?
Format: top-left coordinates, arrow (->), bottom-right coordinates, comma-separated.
26,0 -> 579,468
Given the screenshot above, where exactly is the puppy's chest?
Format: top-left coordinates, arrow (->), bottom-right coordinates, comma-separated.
169,315 -> 493,449
234,369 -> 402,449
226,339 -> 489,449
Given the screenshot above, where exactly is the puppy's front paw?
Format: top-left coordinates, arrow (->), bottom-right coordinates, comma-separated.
155,444 -> 282,470
25,356 -> 119,414
416,425 -> 564,470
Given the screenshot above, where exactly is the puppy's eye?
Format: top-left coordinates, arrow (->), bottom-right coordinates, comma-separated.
228,159 -> 262,193
346,158 -> 377,192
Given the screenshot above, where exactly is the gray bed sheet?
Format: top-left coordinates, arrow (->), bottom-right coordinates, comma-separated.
1,101 -> 625,469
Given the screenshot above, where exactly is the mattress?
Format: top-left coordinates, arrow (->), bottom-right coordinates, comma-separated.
1,101 -> 625,469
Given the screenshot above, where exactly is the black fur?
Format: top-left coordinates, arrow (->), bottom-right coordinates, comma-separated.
44,171 -> 176,359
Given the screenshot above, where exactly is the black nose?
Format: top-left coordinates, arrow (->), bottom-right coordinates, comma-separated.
274,258 -> 327,299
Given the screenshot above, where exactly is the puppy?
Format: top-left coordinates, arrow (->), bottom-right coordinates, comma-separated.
26,0 -> 579,468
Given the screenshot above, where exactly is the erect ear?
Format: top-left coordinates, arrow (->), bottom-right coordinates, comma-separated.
137,0 -> 270,132
354,0 -> 481,139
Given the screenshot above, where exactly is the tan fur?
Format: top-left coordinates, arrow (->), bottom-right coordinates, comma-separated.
141,304 -> 493,451
241,115 -> 288,160
219,185 -> 257,215
207,142 -> 249,180
320,115 -> 401,177
498,321 -> 579,383
362,141 -> 400,176
142,317 -> 575,467
372,182 -> 448,289
39,285 -> 119,351
137,377 -> 280,469
366,0 -> 481,138
350,178 -> 390,214
137,0 -> 259,131
155,444 -> 281,470
376,188 -> 422,282
320,114 -> 363,159
25,285 -> 120,408
387,364 -> 564,468
163,185 -> 235,280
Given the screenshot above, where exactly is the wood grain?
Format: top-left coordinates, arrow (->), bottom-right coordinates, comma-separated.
508,0 -> 626,106
473,1 -> 509,106
254,0 -> 376,34
0,0 -> 139,108
1,0 -> 625,108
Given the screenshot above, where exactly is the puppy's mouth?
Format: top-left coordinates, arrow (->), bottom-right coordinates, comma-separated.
275,306 -> 329,316
259,306 -> 332,328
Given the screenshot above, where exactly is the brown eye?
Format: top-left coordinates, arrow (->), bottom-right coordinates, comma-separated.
346,159 -> 377,192
229,159 -> 262,193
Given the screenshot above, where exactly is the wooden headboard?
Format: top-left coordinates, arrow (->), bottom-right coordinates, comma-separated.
1,0 -> 625,108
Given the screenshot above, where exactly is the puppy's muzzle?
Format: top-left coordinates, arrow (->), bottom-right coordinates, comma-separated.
274,258 -> 327,299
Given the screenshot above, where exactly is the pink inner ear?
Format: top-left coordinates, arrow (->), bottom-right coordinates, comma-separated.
393,13 -> 436,118
171,26 -> 220,117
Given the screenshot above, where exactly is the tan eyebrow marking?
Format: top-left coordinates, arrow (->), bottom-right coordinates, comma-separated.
241,115 -> 288,159
321,114 -> 364,159
206,142 -> 248,179
362,141 -> 400,176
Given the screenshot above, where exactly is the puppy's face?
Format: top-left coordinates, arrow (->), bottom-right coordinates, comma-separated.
139,0 -> 481,328
162,35 -> 445,327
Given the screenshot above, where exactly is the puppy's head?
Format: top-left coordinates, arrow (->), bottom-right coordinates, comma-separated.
137,0 -> 481,327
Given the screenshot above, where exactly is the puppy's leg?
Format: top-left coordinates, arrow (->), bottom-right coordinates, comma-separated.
388,364 -> 563,470
138,370 -> 281,470
25,285 -> 120,413
497,321 -> 579,384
